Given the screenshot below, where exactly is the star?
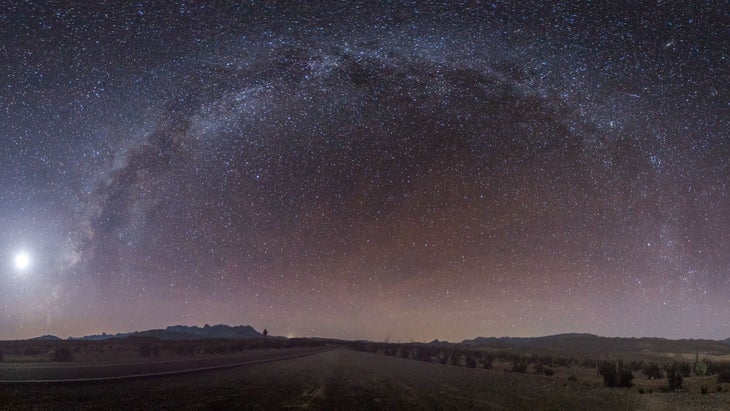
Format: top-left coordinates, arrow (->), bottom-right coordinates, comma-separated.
14,251 -> 31,271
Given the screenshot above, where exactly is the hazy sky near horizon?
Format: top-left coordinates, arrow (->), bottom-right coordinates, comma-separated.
1,1 -> 727,341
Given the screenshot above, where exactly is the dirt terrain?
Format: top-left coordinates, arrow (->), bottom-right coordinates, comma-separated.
1,348 -> 729,410
0,346 -> 331,381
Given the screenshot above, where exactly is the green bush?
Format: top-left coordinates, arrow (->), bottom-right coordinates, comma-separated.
695,359 -> 708,376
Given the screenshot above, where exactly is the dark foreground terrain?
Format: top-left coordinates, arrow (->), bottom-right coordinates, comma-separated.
0,346 -> 331,381
1,348 -> 729,410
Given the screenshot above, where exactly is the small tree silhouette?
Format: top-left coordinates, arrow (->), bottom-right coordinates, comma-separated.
263,328 -> 268,338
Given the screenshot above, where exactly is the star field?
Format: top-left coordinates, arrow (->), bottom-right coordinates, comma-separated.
0,1 -> 728,341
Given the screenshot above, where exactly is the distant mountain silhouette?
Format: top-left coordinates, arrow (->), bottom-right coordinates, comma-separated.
165,324 -> 261,339
461,333 -> 730,355
68,324 -> 263,341
462,333 -> 599,347
29,335 -> 63,341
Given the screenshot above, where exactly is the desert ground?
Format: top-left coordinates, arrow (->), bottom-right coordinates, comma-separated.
0,346 -> 331,381
1,345 -> 729,410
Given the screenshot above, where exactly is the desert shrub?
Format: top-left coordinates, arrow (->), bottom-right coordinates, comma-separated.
620,370 -> 635,387
465,354 -> 477,368
638,387 -> 645,394
400,348 -> 409,359
534,362 -> 544,374
538,356 -> 554,367
481,354 -> 493,369
598,361 -> 619,387
628,360 -> 644,372
554,357 -> 570,368
717,371 -> 730,384
598,361 -> 633,387
567,374 -> 577,382
173,344 -> 196,355
617,361 -> 635,387
512,359 -> 527,373
138,345 -> 152,357
0,347 -> 3,362
677,362 -> 692,377
52,347 -> 72,362
711,361 -> 730,380
701,385 -> 708,394
666,364 -> 683,390
23,346 -> 41,356
642,362 -> 664,379
544,368 -> 554,376
581,358 -> 596,368
266,339 -> 284,349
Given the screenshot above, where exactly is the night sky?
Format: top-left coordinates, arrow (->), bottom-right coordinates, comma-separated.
1,1 -> 727,341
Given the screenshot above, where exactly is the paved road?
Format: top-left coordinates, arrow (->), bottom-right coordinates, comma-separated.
0,346 -> 334,382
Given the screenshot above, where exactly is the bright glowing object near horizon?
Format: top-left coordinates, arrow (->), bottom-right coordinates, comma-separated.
14,251 -> 30,270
